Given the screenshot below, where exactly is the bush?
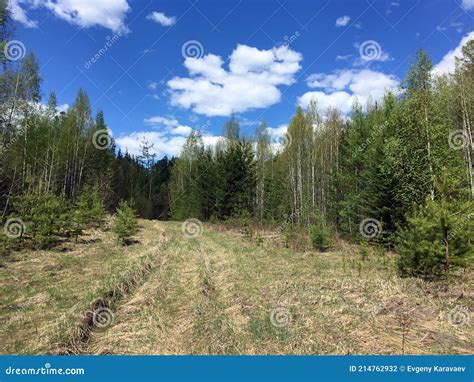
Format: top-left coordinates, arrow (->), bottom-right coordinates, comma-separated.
76,187 -> 107,227
397,197 -> 473,280
13,194 -> 69,249
112,200 -> 139,245
308,211 -> 332,251
309,224 -> 331,251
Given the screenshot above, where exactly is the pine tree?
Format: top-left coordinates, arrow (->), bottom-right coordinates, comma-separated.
112,200 -> 139,245
397,171 -> 473,279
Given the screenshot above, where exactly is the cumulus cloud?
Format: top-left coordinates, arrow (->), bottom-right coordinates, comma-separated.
144,115 -> 178,127
116,132 -> 186,158
146,11 -> 176,26
335,15 -> 350,27
8,0 -> 131,33
143,115 -> 193,136
7,0 -> 38,28
432,31 -> 474,76
299,69 -> 399,114
117,114 -> 223,157
461,0 -> 474,10
116,130 -> 223,158
167,44 -> 303,117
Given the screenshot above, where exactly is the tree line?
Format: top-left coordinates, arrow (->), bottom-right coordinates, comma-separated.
1,0 -> 472,278
169,47 -> 473,279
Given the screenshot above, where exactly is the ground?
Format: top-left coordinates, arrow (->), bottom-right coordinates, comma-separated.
0,220 -> 472,355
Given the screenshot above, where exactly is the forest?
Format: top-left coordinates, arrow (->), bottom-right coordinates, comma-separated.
0,0 -> 473,358
0,0 -> 473,282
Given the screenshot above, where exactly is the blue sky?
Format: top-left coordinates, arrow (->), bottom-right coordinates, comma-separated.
8,0 -> 474,158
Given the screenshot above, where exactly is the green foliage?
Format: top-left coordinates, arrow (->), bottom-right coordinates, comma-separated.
309,224 -> 331,252
236,210 -> 253,238
397,182 -> 473,279
112,200 -> 139,245
13,194 -> 69,249
308,211 -> 332,251
76,187 -> 106,227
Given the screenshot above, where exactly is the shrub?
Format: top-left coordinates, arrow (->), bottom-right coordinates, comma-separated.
397,197 -> 473,279
309,224 -> 331,252
76,187 -> 106,227
309,211 -> 332,251
13,193 -> 69,249
112,200 -> 139,245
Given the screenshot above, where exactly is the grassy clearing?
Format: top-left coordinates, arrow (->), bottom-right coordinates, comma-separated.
0,219 -> 167,354
1,220 -> 472,355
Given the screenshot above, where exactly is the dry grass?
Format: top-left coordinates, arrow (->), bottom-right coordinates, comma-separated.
0,219 -> 166,354
1,220 -> 472,355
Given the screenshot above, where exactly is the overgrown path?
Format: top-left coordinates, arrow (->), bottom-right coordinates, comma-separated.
1,220 -> 472,355
84,222 -> 473,355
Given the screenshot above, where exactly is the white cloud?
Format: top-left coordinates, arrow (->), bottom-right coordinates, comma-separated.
432,31 -> 474,76
7,0 -> 38,28
143,115 -> 193,137
299,69 -> 399,114
116,130 -> 223,158
144,116 -> 178,127
335,15 -> 350,27
461,0 -> 474,11
167,44 -> 303,117
148,82 -> 158,91
116,132 -> 186,158
146,11 -> 176,26
266,124 -> 289,153
9,0 -> 131,33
